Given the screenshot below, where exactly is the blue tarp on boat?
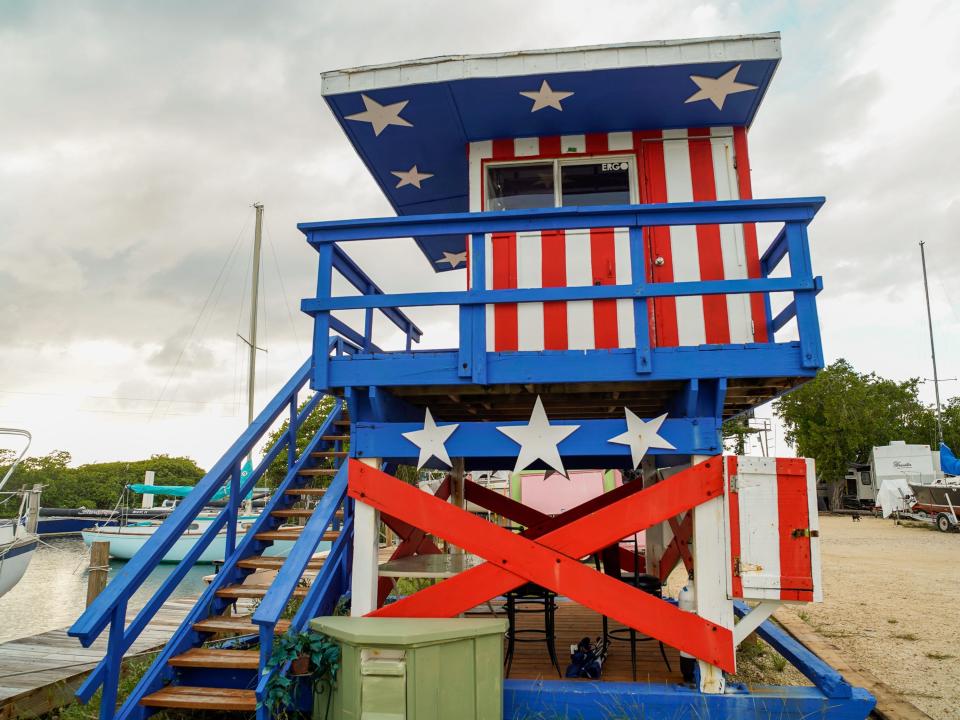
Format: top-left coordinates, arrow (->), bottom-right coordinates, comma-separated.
940,443 -> 960,477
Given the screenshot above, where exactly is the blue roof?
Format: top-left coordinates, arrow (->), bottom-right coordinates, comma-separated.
321,34 -> 781,271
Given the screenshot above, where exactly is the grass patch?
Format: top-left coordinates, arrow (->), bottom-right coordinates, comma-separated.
925,652 -> 955,660
892,632 -> 920,641
53,653 -> 162,720
796,610 -> 810,622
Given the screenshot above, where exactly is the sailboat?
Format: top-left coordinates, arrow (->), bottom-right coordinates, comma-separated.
0,428 -> 39,599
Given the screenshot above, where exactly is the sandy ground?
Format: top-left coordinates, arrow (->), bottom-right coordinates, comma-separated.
780,514 -> 960,719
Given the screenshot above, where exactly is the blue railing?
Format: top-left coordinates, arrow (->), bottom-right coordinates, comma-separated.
298,198 -> 825,390
68,351 -> 349,720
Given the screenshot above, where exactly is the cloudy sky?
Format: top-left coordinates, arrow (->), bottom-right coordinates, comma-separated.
1,0 -> 958,468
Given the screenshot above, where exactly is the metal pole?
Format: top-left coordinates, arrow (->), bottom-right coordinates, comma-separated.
248,203 -> 264,429
919,241 -> 943,445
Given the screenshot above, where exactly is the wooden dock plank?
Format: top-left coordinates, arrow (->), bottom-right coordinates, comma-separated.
0,596 -> 195,719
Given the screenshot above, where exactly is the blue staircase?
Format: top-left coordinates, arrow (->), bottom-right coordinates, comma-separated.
69,359 -> 356,720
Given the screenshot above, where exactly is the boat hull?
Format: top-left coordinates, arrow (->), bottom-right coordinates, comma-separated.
0,534 -> 38,599
908,482 -> 960,515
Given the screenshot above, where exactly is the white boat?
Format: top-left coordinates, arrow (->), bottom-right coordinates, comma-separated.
81,513 -> 304,563
0,429 -> 38,599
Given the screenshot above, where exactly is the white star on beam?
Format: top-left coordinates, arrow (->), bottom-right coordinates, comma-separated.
435,251 -> 467,269
519,80 -> 574,112
684,64 -> 758,110
402,408 -> 459,469
497,396 -> 579,475
345,94 -> 413,136
608,410 -> 676,469
391,165 -> 433,189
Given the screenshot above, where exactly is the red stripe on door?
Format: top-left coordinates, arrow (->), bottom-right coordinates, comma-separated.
541,230 -> 568,350
776,457 -> 814,602
590,228 -> 619,348
727,456 -> 743,598
491,233 -> 518,351
688,129 -> 730,345
638,130 -> 678,347
733,127 -> 769,342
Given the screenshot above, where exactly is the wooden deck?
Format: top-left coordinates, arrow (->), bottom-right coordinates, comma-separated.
475,599 -> 684,683
0,596 -> 195,720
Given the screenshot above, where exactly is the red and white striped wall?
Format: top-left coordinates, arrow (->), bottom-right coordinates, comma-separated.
725,456 -> 822,603
467,128 -> 768,352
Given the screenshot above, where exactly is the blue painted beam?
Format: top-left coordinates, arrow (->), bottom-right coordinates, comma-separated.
503,679 -> 874,720
298,198 -> 825,243
350,417 -> 721,465
323,343 -> 814,389
733,601 -> 855,700
760,225 -> 789,276
301,276 -> 819,314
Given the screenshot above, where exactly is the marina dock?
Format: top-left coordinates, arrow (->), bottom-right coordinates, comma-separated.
0,596 -> 195,720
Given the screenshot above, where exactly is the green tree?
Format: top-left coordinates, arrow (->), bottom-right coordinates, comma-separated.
260,394 -> 339,487
775,359 -> 941,495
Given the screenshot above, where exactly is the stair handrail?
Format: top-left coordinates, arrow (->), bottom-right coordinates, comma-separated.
99,401 -> 347,720
70,358 -> 317,646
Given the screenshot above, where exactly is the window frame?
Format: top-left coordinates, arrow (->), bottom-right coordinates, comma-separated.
484,154 -> 639,211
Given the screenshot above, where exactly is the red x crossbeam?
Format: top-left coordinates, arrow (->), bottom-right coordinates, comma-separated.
659,512 -> 694,582
348,458 -> 735,671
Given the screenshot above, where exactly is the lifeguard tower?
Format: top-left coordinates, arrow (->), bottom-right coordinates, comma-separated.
71,33 -> 875,720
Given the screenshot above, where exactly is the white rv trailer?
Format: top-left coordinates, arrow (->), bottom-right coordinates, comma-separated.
849,441 -> 942,506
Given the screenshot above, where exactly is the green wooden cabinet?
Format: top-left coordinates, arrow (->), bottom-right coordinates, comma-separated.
310,617 -> 507,720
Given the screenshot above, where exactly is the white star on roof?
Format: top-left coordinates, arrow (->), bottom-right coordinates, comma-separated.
435,251 -> 467,269
497,396 -> 579,475
684,64 -> 758,110
608,410 -> 676,469
519,80 -> 574,112
345,94 -> 413,136
402,408 -> 459,469
391,165 -> 433,189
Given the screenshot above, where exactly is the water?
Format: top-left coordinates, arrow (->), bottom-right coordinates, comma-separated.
0,537 -> 211,643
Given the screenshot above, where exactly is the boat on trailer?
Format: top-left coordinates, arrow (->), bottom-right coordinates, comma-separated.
0,429 -> 39,599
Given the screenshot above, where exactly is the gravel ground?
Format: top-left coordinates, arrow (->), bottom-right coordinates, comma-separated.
781,514 -> 959,719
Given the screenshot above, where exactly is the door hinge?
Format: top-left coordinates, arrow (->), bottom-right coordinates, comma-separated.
791,528 -> 820,539
729,474 -> 739,493
733,556 -> 741,576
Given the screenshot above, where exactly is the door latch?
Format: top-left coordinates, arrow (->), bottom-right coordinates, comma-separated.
791,528 -> 820,539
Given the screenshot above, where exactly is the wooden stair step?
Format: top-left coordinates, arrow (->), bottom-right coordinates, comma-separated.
141,686 -> 256,711
297,468 -> 338,477
215,584 -> 308,600
334,420 -> 351,427
193,614 -> 291,635
322,435 -> 350,441
311,450 -> 349,458
285,487 -> 328,496
237,555 -> 326,571
168,648 -> 259,670
270,508 -> 343,519
255,524 -> 342,539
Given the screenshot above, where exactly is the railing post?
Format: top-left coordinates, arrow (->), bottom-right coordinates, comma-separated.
288,392 -> 298,472
469,232 -> 487,384
313,241 -> 334,389
363,281 -> 374,352
98,600 -> 126,720
785,222 -> 823,368
225,461 -> 240,557
629,226 -> 652,373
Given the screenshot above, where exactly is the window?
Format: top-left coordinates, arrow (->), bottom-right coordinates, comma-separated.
485,157 -> 634,210
486,163 -> 554,211
561,160 -> 631,207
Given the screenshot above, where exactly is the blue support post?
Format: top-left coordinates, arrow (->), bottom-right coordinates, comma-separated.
785,222 -> 824,369
288,392 -> 298,472
469,232 -> 487,384
312,241 -> 333,389
363,281 -> 374,351
630,226 -> 652,373
225,460 -> 240,557
98,601 -> 126,720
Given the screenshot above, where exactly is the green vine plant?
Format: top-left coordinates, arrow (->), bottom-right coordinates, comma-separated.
260,629 -> 341,720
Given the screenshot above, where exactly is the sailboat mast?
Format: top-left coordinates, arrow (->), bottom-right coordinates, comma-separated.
247,203 -> 264,428
919,241 -> 943,445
